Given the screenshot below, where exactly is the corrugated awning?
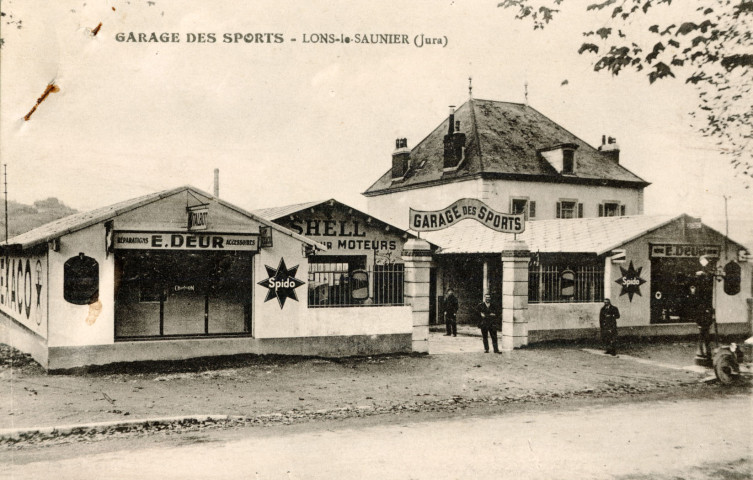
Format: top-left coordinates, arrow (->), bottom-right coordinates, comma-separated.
423,214 -> 678,255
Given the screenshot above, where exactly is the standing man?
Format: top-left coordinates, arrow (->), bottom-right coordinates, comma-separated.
476,293 -> 500,353
443,287 -> 459,337
684,284 -> 713,363
599,298 -> 620,355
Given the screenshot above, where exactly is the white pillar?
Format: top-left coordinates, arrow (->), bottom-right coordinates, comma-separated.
604,256 -> 612,301
402,238 -> 433,353
501,240 -> 531,350
482,259 -> 489,298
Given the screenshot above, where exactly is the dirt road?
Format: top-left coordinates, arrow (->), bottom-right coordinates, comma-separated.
0,335 -> 714,433
2,394 -> 750,479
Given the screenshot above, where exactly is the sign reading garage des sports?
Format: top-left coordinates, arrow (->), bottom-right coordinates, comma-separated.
114,232 -> 259,251
410,198 -> 525,233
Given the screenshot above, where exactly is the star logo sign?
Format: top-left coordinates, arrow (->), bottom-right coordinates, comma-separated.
615,261 -> 647,302
258,258 -> 305,309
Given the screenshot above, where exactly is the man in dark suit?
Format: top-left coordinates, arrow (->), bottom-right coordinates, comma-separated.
684,284 -> 713,363
476,293 -> 500,353
599,298 -> 620,355
443,287 -> 459,337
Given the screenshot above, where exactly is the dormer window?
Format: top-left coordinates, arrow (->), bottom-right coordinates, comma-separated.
562,148 -> 575,173
538,143 -> 579,174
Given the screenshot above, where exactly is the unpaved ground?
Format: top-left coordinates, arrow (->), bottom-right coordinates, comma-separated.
0,334 -> 750,447
3,395 -> 750,479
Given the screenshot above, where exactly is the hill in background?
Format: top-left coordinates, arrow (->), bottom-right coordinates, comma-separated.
1,197 -> 77,240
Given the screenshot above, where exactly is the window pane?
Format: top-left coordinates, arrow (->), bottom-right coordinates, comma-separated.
562,150 -> 575,173
512,199 -> 527,215
604,203 -> 620,217
560,201 -> 576,219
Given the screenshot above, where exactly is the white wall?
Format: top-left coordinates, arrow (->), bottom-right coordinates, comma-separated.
253,231 -> 413,338
253,230 -> 311,338
305,306 -> 412,337
528,303 -> 601,330
367,178 -> 484,229
714,258 -> 752,325
367,177 -> 643,229
47,225 -> 116,347
481,179 -> 643,220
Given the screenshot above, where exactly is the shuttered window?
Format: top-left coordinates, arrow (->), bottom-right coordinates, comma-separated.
601,202 -> 622,217
557,200 -> 578,219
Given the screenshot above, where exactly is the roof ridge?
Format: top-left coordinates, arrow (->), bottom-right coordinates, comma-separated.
5,186 -> 327,251
363,98 -> 475,194
472,98 -> 527,107
4,186 -> 191,247
254,198 -> 329,213
469,98 -> 484,172
523,104 -> 649,184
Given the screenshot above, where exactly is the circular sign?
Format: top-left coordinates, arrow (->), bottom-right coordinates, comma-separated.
654,291 -> 662,300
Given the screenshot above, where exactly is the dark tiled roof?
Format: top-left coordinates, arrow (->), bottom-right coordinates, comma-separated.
364,99 -> 649,195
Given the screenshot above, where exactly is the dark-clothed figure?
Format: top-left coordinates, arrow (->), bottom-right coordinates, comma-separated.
599,298 -> 620,355
685,285 -> 713,361
476,294 -> 500,353
443,288 -> 459,337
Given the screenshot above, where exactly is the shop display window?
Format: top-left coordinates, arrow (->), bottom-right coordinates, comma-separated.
650,257 -> 713,324
115,250 -> 253,339
528,258 -> 604,303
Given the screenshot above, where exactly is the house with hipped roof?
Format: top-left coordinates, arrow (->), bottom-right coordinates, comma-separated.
363,97 -> 751,343
365,98 -> 649,229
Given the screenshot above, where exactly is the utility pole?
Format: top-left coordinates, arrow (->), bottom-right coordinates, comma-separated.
722,194 -> 729,260
4,164 -> 7,244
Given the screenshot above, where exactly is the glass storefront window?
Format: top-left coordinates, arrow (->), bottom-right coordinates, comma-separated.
115,250 -> 253,339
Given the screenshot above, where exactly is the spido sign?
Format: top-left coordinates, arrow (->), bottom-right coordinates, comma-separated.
409,198 -> 525,233
269,277 -> 299,289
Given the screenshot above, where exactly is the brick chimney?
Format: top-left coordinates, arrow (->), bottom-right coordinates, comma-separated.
391,137 -> 410,180
443,106 -> 466,171
598,135 -> 620,163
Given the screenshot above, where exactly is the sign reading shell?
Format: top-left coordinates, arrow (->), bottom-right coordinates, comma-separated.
409,198 -> 525,233
114,232 -> 259,251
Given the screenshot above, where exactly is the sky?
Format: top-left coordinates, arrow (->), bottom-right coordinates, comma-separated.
1,0 -> 751,247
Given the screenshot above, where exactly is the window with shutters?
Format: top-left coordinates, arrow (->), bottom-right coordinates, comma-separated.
556,200 -> 582,219
510,197 -> 534,220
600,202 -> 622,217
